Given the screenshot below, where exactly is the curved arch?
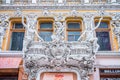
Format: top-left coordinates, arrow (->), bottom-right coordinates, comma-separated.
36,68 -> 81,80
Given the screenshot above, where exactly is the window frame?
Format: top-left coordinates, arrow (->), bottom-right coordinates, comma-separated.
95,18 -> 113,51
7,18 -> 25,51
37,18 -> 54,41
66,18 -> 83,41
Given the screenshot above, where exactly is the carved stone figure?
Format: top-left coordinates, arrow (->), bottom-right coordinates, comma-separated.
51,21 -> 65,42
71,10 -> 78,17
14,8 -> 22,17
0,14 -> 9,50
22,13 -> 44,52
111,13 -> 120,51
43,9 -> 50,16
78,13 -> 103,53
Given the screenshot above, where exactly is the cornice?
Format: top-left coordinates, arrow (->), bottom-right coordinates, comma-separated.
96,51 -> 120,56
0,51 -> 120,58
95,65 -> 120,68
0,4 -> 120,10
0,51 -> 23,58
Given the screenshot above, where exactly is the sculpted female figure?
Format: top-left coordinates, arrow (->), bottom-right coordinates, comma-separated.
22,13 -> 44,52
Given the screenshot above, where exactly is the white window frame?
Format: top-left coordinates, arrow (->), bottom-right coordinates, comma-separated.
6,0 -> 10,3
84,0 -> 89,3
58,0 -> 63,3
111,0 -> 116,3
32,0 -> 37,3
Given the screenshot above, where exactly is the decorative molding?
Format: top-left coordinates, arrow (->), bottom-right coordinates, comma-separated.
96,51 -> 120,56
0,5 -> 120,10
111,13 -> 120,51
0,51 -> 23,58
36,67 -> 81,80
51,21 -> 65,42
22,13 -> 44,52
0,51 -> 120,58
0,14 -> 9,51
95,65 -> 120,68
14,8 -> 22,17
23,41 -> 95,80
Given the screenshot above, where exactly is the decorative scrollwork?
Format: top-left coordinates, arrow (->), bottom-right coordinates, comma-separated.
111,13 -> 120,51
0,14 -> 9,50
51,21 -> 65,42
22,13 -> 44,52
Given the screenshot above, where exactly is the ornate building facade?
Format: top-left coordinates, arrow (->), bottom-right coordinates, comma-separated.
0,0 -> 120,80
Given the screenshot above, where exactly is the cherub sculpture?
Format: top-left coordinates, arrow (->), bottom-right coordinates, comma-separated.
51,21 -> 65,42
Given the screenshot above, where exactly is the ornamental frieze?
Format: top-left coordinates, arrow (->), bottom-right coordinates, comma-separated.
0,5 -> 120,10
24,41 -> 95,80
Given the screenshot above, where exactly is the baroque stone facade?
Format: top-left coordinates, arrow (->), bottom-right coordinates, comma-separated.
0,1 -> 120,80
22,9 -> 104,80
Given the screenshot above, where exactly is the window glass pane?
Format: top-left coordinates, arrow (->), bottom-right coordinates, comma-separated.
96,32 -> 111,51
68,35 -> 75,41
95,22 -> 108,28
75,35 -> 80,41
40,23 -> 52,29
68,32 -> 80,35
14,23 -> 23,29
68,32 -> 80,41
10,32 -> 24,51
39,31 -> 52,41
68,23 -> 80,29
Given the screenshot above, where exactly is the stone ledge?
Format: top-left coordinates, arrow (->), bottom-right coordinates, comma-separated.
0,51 -> 23,58
96,51 -> 120,56
0,51 -> 120,57
0,4 -> 120,10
